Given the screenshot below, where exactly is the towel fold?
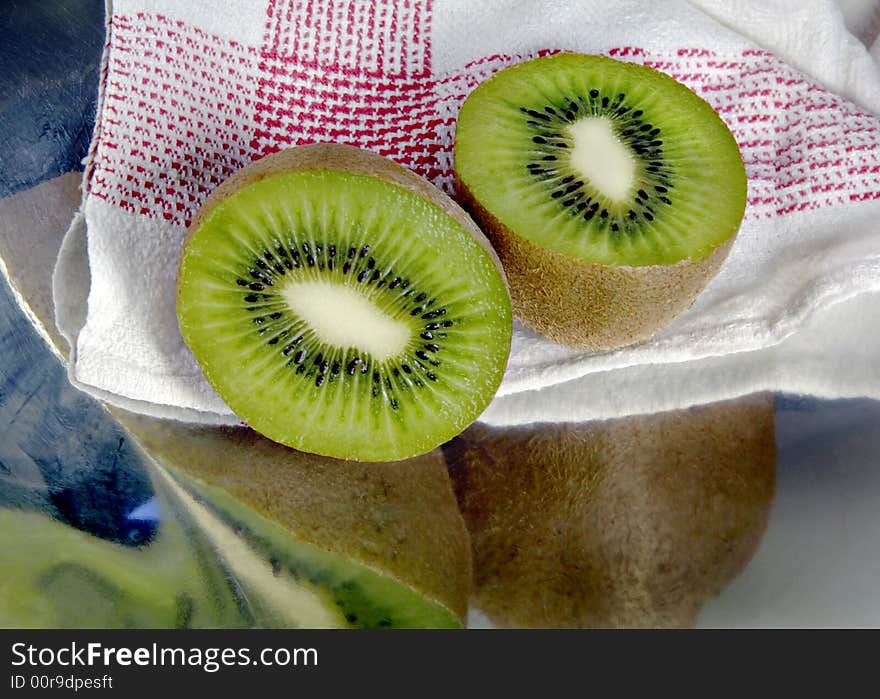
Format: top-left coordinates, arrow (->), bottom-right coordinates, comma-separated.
54,0 -> 880,425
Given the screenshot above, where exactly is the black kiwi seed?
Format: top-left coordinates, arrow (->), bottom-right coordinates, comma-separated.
521,90 -> 675,229
234,237 -> 461,415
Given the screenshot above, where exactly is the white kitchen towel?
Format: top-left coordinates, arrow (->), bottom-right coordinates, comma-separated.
54,0 -> 880,425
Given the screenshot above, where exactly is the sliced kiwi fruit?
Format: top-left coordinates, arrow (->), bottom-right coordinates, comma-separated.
454,53 -> 747,351
178,144 -> 512,461
113,409 -> 472,628
444,394 -> 776,628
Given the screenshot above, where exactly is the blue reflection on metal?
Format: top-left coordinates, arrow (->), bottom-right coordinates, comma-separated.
0,273 -> 157,546
0,0 -> 104,197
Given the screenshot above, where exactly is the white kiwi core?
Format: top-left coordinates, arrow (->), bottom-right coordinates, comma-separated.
567,116 -> 636,203
280,279 -> 411,360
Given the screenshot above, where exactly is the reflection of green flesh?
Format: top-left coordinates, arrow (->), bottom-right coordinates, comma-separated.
164,465 -> 462,629
0,508 -> 246,629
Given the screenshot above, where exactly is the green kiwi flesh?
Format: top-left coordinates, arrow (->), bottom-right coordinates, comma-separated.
454,53 -> 746,350
455,53 -> 746,266
178,145 -> 512,461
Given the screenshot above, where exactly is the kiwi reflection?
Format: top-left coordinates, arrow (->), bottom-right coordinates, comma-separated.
0,271 -> 245,628
112,410 -> 472,629
444,394 -> 776,629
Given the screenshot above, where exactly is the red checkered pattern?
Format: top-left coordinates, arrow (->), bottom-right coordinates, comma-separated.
627,47 -> 880,218
91,13 -> 261,221
87,1 -> 880,228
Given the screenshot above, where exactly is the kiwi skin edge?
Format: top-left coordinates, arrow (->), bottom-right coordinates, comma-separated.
182,143 -> 508,293
455,173 -> 735,351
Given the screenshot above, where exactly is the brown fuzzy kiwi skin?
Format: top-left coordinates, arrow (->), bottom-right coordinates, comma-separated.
181,143 -> 507,295
454,174 -> 734,351
112,408 -> 473,625
444,394 -> 776,629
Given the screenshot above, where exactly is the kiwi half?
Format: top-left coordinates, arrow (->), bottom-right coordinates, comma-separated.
114,410 -> 472,628
444,394 -> 776,628
178,144 -> 512,461
454,53 -> 747,351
